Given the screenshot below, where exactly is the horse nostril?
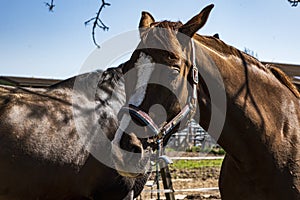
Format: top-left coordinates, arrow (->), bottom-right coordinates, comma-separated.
130,145 -> 142,154
119,132 -> 143,154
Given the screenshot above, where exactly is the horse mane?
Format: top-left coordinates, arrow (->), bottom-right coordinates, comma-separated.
96,65 -> 124,95
150,20 -> 183,30
94,65 -> 125,107
266,64 -> 300,98
100,65 -> 124,85
194,34 -> 300,98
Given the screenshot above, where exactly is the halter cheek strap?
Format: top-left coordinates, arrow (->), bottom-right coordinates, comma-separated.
191,39 -> 199,99
119,39 -> 198,147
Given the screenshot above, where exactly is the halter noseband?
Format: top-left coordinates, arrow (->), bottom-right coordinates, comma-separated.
119,39 -> 198,148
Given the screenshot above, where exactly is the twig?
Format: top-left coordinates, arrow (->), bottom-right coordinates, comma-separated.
85,0 -> 111,48
45,0 -> 55,12
288,0 -> 299,7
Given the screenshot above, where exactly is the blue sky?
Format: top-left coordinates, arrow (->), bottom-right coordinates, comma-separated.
0,0 -> 299,78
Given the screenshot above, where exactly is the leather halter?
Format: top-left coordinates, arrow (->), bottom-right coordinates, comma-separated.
119,39 -> 198,147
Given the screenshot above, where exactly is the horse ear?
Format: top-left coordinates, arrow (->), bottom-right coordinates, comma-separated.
179,4 -> 214,38
213,33 -> 220,39
139,11 -> 155,37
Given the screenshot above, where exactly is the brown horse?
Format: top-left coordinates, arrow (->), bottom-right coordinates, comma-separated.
112,4 -> 300,199
0,66 -> 148,200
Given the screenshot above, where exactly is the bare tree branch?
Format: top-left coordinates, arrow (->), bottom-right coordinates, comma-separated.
45,1 -> 297,48
45,0 -> 55,12
288,0 -> 299,6
85,0 -> 111,48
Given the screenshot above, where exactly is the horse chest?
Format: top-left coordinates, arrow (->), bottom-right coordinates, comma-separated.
220,154 -> 300,199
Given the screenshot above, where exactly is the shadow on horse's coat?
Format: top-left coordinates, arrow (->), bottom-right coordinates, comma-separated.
112,4 -> 300,200
0,66 -> 148,200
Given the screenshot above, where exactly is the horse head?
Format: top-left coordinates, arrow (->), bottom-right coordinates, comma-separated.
112,4 -> 214,177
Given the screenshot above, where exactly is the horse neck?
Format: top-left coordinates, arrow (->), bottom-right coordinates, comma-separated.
94,67 -> 125,118
194,36 -> 300,165
95,68 -> 125,141
71,67 -> 125,141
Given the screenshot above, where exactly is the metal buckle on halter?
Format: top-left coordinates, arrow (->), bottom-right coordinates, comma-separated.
192,66 -> 198,100
191,39 -> 198,84
192,66 -> 198,84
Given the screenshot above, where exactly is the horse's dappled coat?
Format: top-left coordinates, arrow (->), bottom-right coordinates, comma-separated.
0,66 -> 148,200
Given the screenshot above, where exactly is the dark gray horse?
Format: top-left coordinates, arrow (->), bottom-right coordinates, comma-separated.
0,66 -> 148,199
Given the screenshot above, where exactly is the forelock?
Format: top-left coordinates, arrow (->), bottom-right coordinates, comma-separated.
151,20 -> 183,30
142,21 -> 183,54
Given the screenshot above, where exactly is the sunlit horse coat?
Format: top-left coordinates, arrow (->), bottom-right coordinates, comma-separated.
0,66 -> 147,200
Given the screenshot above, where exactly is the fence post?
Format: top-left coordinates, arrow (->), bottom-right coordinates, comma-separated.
159,156 -> 175,200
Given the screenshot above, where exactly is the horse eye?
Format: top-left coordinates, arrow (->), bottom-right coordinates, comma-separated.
168,53 -> 178,61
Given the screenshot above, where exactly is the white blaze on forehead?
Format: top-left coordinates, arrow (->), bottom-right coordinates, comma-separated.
113,53 -> 154,147
128,52 -> 155,107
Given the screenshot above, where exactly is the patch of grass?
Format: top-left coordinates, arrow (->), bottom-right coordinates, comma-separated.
210,148 -> 226,155
185,146 -> 226,155
186,146 -> 201,152
0,80 -> 14,86
170,159 -> 223,170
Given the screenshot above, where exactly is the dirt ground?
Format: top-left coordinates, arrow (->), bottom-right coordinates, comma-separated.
137,167 -> 221,200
